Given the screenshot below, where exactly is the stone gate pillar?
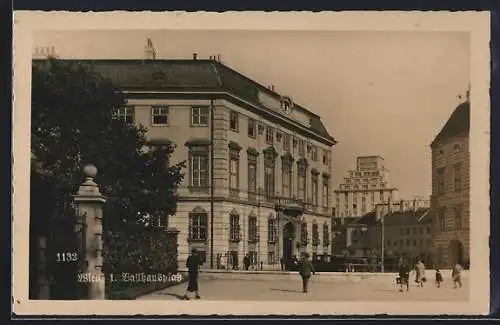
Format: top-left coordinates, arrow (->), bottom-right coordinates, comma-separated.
73,164 -> 106,299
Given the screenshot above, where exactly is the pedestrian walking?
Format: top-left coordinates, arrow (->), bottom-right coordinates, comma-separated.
298,253 -> 315,293
183,248 -> 203,300
414,258 -> 426,288
435,268 -> 443,288
243,254 -> 250,271
280,256 -> 284,271
398,258 -> 410,292
452,263 -> 464,289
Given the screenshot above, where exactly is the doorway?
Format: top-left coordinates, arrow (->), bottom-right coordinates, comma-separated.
448,240 -> 464,266
283,222 -> 295,268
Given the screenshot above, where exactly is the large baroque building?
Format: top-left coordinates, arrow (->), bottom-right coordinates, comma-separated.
430,95 -> 470,268
66,54 -> 337,269
334,156 -> 399,218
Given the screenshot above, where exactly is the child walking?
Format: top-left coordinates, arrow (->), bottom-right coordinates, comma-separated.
435,269 -> 443,288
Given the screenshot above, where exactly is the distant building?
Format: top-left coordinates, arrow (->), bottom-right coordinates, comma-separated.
341,202 -> 432,265
430,94 -> 470,268
334,200 -> 433,261
334,156 -> 399,218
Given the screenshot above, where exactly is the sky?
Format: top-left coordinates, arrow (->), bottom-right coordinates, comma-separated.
33,30 -> 470,199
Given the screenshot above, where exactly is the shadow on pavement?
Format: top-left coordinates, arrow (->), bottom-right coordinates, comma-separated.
269,288 -> 303,293
157,292 -> 186,300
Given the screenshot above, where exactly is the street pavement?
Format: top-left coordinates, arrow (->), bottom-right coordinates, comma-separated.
137,274 -> 469,301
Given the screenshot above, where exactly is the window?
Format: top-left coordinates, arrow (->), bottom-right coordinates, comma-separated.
266,127 -> 274,144
191,106 -> 209,126
298,167 -> 306,201
283,134 -> 291,152
191,153 -> 209,187
311,146 -> 318,161
438,207 -> 446,232
406,228 -> 410,235
454,163 -> 462,192
297,140 -> 304,156
453,143 -> 461,152
229,156 -> 239,193
400,228 -> 404,235
264,160 -> 275,199
437,168 -> 445,195
282,163 -> 292,198
427,226 -> 431,234
323,178 -> 330,207
412,227 -> 416,235
248,159 -> 257,194
323,150 -> 329,165
230,214 -> 240,242
268,251 -> 276,265
248,216 -> 258,243
406,239 -> 410,246
300,222 -> 308,246
268,217 -> 277,243
454,205 -> 462,230
114,106 -> 134,125
419,239 -> 423,247
312,223 -> 320,246
248,118 -> 256,138
387,240 -> 391,247
361,197 -> 366,213
323,223 -> 330,247
312,174 -> 319,206
189,213 -> 208,241
152,105 -> 169,125
419,227 -> 423,235
229,110 -> 239,131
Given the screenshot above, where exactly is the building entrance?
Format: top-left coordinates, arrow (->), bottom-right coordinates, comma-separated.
283,222 -> 295,269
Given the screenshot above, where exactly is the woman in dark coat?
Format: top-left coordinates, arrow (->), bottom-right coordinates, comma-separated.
183,248 -> 203,300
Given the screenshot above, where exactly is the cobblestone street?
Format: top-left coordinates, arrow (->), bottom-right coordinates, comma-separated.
138,274 -> 469,301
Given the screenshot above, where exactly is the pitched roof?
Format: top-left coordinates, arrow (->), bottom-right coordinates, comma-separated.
431,101 -> 470,147
353,208 -> 430,227
34,59 -> 336,145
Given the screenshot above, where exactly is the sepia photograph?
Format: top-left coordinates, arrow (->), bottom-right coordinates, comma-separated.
12,11 -> 490,315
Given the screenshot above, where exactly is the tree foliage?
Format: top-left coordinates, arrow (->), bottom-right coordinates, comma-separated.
31,59 -> 185,229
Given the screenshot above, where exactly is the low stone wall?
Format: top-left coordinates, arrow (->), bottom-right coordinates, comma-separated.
178,268 -> 468,283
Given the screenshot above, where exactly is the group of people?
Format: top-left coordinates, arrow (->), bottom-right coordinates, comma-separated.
182,249 -> 465,300
397,257 -> 464,292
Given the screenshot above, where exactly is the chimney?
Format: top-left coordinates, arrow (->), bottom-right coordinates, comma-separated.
217,54 -> 221,61
400,200 -> 404,212
144,38 -> 156,60
413,199 -> 417,212
271,85 -> 275,92
193,53 -> 198,60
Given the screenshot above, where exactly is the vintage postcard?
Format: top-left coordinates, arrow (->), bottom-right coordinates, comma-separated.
12,11 -> 490,315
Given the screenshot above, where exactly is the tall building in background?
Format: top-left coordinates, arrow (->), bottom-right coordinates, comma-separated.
334,156 -> 399,218
430,92 -> 470,268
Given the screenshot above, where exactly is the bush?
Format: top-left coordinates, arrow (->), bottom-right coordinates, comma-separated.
103,225 -> 179,297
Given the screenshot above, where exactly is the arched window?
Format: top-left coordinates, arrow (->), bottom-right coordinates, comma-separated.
188,207 -> 208,242
268,214 -> 277,243
312,222 -> 320,246
229,209 -> 241,242
323,222 -> 330,247
300,222 -> 309,246
248,213 -> 258,243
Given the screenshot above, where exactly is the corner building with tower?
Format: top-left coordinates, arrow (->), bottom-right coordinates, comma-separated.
81,54 -> 337,269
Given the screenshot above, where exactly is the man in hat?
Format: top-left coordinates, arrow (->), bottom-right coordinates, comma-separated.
183,248 -> 203,300
298,253 -> 315,293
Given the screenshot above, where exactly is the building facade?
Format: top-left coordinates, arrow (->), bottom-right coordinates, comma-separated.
334,200 -> 432,263
430,97 -> 470,268
334,156 -> 399,218
80,55 -> 337,269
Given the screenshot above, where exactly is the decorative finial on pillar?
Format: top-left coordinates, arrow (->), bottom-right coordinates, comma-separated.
77,164 -> 103,196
